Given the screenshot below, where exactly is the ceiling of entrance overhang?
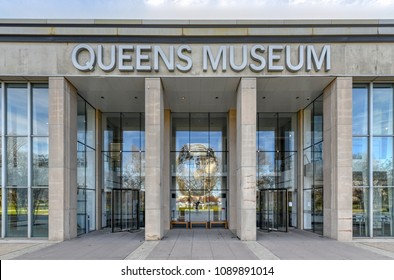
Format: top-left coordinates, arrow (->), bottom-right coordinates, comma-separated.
68,76 -> 334,113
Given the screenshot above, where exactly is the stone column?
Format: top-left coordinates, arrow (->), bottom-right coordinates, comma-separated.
145,78 -> 164,240
323,77 -> 353,241
48,77 -> 77,241
163,109 -> 171,232
228,109 -> 237,233
236,78 -> 257,241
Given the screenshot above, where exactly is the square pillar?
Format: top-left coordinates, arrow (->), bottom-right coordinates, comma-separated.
228,109 -> 237,233
163,109 -> 171,232
48,77 -> 78,241
236,78 -> 257,241
323,77 -> 353,241
145,78 -> 164,240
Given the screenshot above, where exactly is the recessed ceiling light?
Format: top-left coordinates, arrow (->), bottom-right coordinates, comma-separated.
215,96 -> 219,99
134,96 -> 138,99
101,96 -> 104,99
296,96 -> 299,99
262,96 -> 266,99
181,96 -> 185,100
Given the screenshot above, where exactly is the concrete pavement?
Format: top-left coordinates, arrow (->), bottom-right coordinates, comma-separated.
1,228 -> 393,260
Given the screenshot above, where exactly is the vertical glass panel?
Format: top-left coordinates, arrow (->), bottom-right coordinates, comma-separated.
277,152 -> 296,190
32,137 -> 49,186
122,152 -> 141,189
172,113 -> 189,151
0,189 -> 2,235
352,86 -> 369,135
103,151 -> 122,190
86,146 -> 95,189
372,137 -> 393,186
122,113 -> 141,151
303,189 -> 312,230
77,96 -> 86,144
257,113 -> 276,151
303,104 -> 312,148
32,84 -> 49,136
190,113 -> 209,146
313,98 -> 323,144
352,137 -> 369,186
86,103 -> 95,148
373,86 -> 393,135
140,152 -> 145,191
77,143 -> 86,188
0,138 -> 2,185
303,147 -> 313,189
352,187 -> 369,237
210,113 -> 227,151
278,113 -> 297,151
86,189 -> 95,231
313,143 -> 323,187
32,188 -> 48,237
102,113 -> 121,152
77,188 -> 86,235
257,152 -> 275,189
7,84 -> 28,135
7,137 -> 28,186
373,187 -> 394,237
313,188 -> 323,235
0,84 -> 2,133
140,113 -> 145,152
6,188 -> 28,237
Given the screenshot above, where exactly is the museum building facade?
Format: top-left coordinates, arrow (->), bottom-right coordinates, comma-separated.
0,19 -> 393,241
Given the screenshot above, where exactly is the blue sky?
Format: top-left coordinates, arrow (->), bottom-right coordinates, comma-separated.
1,0 -> 394,19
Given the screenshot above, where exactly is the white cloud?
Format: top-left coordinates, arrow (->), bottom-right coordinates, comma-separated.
0,0 -> 393,19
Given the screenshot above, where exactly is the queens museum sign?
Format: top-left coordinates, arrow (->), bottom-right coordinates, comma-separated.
71,44 -> 331,73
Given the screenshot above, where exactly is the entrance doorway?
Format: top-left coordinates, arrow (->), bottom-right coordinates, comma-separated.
112,189 -> 140,232
258,189 -> 288,232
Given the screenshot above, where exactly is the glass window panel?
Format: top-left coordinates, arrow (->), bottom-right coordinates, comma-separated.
7,137 -> 28,186
77,96 -> 86,144
32,137 -> 49,186
0,84 -> 2,133
352,86 -> 369,135
77,143 -> 86,188
313,188 -> 323,235
86,147 -> 95,189
303,189 -> 312,230
372,137 -> 393,186
6,188 -> 28,237
77,188 -> 86,235
32,188 -> 48,237
209,113 -> 227,151
352,187 -> 369,237
86,189 -> 95,231
102,113 -> 121,152
303,104 -> 312,148
313,143 -> 323,187
303,147 -> 313,189
7,84 -> 28,135
277,152 -> 297,190
373,187 -> 394,237
86,103 -> 95,149
140,152 -> 145,191
257,113 -> 276,151
373,86 -> 393,135
172,113 -> 189,151
122,113 -> 141,151
122,152 -> 141,189
0,138 -> 2,185
141,113 -> 145,151
313,99 -> 323,144
0,189 -> 2,235
32,84 -> 49,136
103,151 -> 121,190
278,113 -> 297,152
257,152 -> 275,189
190,113 -> 209,147
352,137 -> 369,186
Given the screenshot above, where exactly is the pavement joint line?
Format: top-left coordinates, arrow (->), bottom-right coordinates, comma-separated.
243,241 -> 280,260
124,241 -> 160,260
0,242 -> 58,260
351,242 -> 394,259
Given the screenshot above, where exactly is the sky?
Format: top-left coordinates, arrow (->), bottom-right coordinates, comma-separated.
1,0 -> 394,19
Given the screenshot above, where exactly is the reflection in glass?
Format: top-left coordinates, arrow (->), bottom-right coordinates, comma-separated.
373,86 -> 393,135
7,188 -> 28,237
122,152 -> 142,189
102,113 -> 121,152
353,187 -> 369,237
122,113 -> 142,151
7,84 -> 28,135
373,187 -> 394,237
77,188 -> 86,235
77,143 -> 86,188
7,137 -> 28,186
32,137 -> 49,186
32,188 -> 48,237
32,84 -> 49,136
257,152 -> 275,189
352,86 -> 368,135
372,137 -> 393,186
352,137 -> 369,186
86,147 -> 95,189
303,104 -> 312,148
313,98 -> 323,144
77,97 -> 86,144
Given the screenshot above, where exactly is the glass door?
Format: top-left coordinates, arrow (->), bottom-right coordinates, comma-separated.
111,189 -> 139,232
259,188 -> 288,232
